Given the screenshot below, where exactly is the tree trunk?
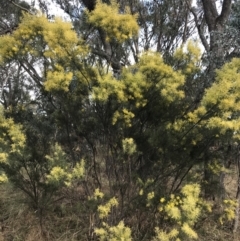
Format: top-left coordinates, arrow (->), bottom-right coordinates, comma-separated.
232,146 -> 240,234
200,0 -> 232,200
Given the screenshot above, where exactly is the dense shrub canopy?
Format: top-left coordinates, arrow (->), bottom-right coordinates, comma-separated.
0,0 -> 239,240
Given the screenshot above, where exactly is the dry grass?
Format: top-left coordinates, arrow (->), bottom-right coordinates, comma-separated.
0,164 -> 240,240
0,184 -> 91,241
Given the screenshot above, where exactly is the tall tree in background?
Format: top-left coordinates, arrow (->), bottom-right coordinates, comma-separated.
53,0 -> 194,69
191,0 -> 232,73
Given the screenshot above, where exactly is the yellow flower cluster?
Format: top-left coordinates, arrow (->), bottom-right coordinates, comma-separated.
93,188 -> 104,200
0,174 -> 8,183
174,40 -> 202,76
156,184 -> 204,240
0,108 -> 26,165
181,222 -> 198,239
93,51 -> 186,127
186,58 -> 240,139
219,199 -> 237,225
207,159 -> 227,175
153,227 -> 179,241
98,197 -> 119,219
139,52 -> 185,104
121,70 -> 148,108
112,109 -> 135,127
146,191 -> 155,207
88,0 -> 139,42
95,221 -> 132,241
0,14 -> 88,92
46,144 -> 85,186
122,138 -> 137,155
93,73 -> 126,102
47,159 -> 85,187
47,166 -> 71,186
45,69 -> 73,92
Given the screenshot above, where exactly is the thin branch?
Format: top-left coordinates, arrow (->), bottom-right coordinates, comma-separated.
19,60 -> 43,87
190,6 -> 209,52
91,48 -> 121,71
0,25 -> 18,35
8,0 -> 31,14
0,74 -> 10,99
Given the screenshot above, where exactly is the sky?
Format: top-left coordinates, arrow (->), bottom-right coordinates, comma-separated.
27,0 -> 70,19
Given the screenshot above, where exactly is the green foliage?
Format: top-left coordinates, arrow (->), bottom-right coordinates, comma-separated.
46,144 -> 85,187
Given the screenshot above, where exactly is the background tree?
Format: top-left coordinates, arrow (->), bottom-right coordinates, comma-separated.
0,0 -> 31,35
